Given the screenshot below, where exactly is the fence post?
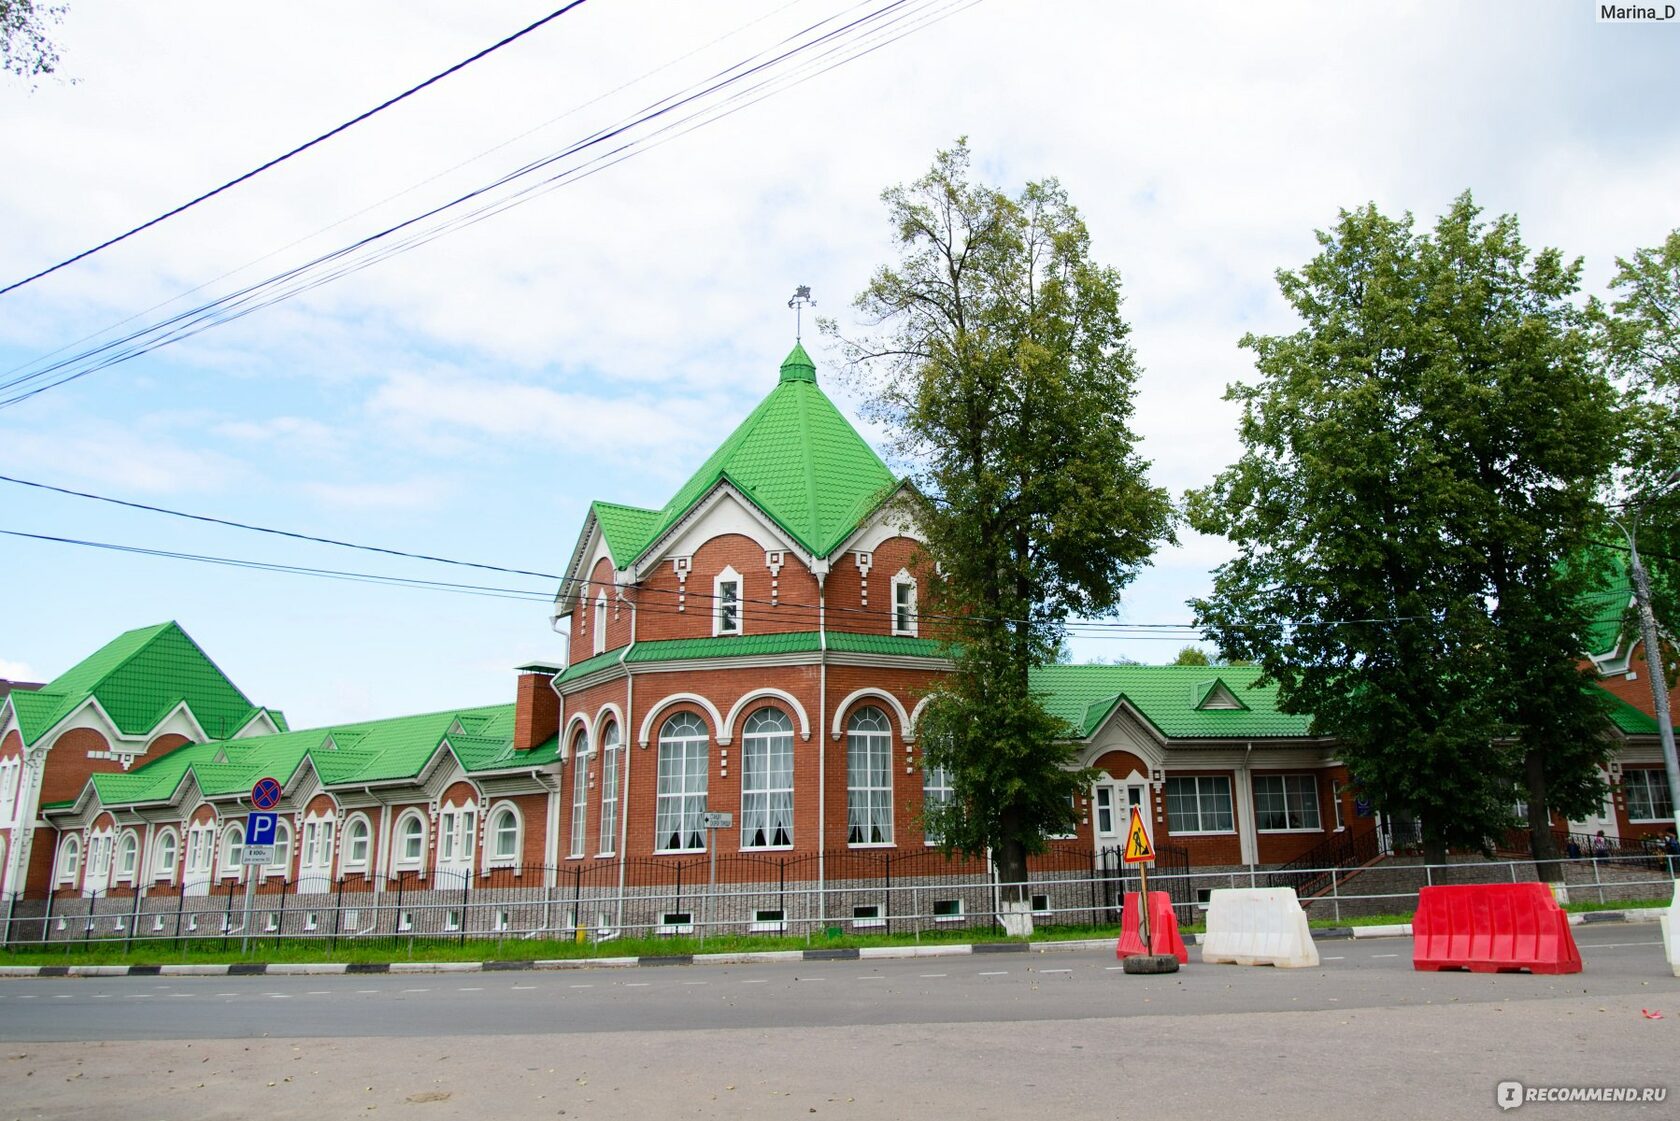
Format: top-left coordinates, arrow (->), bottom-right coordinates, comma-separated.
222,881 -> 236,949
332,877 -> 346,951
171,886 -> 184,947
1593,853 -> 1605,906
460,873 -> 470,946
83,892 -> 97,946
1330,867 -> 1340,924
572,866 -> 584,941
884,852 -> 893,936
127,888 -> 141,952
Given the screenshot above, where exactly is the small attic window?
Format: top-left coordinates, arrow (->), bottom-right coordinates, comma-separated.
1194,679 -> 1248,711
715,566 -> 742,636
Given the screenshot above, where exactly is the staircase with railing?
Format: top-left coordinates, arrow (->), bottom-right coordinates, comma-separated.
1267,827 -> 1384,898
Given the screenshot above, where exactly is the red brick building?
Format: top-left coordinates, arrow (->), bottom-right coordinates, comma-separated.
4,345 -> 1671,938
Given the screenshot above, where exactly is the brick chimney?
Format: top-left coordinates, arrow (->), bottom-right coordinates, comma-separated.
513,665 -> 561,751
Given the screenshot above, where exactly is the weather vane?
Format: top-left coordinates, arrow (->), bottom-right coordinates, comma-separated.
788,285 -> 815,341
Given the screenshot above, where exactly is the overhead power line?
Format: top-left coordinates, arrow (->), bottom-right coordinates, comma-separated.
0,1 -> 594,298
0,0 -> 980,409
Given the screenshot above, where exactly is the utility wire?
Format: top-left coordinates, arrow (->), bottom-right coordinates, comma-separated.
0,1 -> 594,298
0,0 -> 973,408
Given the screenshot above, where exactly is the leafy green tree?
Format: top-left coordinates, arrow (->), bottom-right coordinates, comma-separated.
827,141 -> 1173,927
1172,645 -> 1211,666
1,1 -> 69,83
1189,195 -> 1619,870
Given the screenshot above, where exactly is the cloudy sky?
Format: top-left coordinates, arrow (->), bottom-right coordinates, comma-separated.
2,0 -> 1676,728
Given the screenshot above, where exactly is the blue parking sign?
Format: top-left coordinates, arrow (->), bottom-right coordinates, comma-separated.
246,811 -> 278,847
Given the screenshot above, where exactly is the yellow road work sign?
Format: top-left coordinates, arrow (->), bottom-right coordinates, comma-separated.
1122,805 -> 1155,863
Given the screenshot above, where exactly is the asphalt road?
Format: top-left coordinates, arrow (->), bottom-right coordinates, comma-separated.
1,925 -> 1674,1120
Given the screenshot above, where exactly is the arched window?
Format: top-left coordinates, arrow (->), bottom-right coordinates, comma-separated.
598,720 -> 620,855
741,708 -> 793,848
343,816 -> 372,871
56,836 -> 81,885
569,730 -> 589,857
153,828 -> 178,881
268,819 -> 293,877
395,812 -> 427,869
488,805 -> 521,863
655,712 -> 708,852
923,761 -> 954,845
300,816 -> 334,874
117,831 -> 139,879
847,706 -> 893,845
593,592 -> 608,655
221,823 -> 244,877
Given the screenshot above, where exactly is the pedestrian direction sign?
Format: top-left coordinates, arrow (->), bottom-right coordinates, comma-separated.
1122,805 -> 1155,864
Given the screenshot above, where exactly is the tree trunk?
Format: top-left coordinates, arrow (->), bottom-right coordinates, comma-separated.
993,837 -> 1033,937
1523,749 -> 1563,883
1420,820 -> 1448,869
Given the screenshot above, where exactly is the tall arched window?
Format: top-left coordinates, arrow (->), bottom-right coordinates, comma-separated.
394,812 -> 426,870
488,805 -> 521,864
343,816 -> 372,871
655,712 -> 708,852
221,823 -> 245,878
847,706 -> 893,845
153,828 -> 178,882
598,720 -> 620,855
741,708 -> 794,848
117,831 -> 139,880
267,819 -> 293,878
569,730 -> 590,857
593,592 -> 608,655
56,835 -> 81,886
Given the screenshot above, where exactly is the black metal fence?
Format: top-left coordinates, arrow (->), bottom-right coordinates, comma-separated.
0,842 -> 1193,953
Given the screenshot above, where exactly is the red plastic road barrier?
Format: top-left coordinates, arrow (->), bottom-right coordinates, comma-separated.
1412,883 -> 1582,975
1114,890 -> 1190,963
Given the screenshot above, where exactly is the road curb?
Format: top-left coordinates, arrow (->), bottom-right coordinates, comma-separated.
3,910 -> 1665,978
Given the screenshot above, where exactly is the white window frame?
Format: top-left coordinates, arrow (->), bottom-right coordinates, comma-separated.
342,814 -> 373,872
184,823 -> 216,876
847,706 -> 894,846
265,819 -> 293,879
923,761 -> 953,845
488,804 -> 521,866
1253,774 -> 1323,833
438,803 -> 476,870
569,731 -> 590,858
116,830 -> 139,882
741,707 -> 794,850
655,712 -> 709,853
300,816 -> 335,873
394,811 -> 427,871
1164,774 -> 1236,835
891,570 -> 918,637
598,721 -> 620,856
152,828 -> 179,883
219,822 -> 245,881
593,592 -> 608,655
1625,768 -> 1675,823
714,566 -> 742,636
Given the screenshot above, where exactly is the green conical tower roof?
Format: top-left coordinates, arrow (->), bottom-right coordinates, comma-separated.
587,345 -> 897,567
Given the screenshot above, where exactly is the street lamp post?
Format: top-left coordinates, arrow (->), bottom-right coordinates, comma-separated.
1611,481 -> 1680,836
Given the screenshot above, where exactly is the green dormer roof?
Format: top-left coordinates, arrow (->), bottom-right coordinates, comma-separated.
584,345 -> 898,571
7,622 -> 263,748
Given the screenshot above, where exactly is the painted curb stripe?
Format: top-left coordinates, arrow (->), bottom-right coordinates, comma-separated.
227,962 -> 267,975
971,942 -> 1028,954
637,954 -> 694,967
345,962 -> 389,973
802,948 -> 860,961
484,960 -> 535,972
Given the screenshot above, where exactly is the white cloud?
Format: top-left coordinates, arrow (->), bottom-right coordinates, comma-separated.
0,659 -> 40,682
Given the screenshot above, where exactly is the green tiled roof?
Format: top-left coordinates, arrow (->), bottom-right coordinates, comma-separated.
1582,549 -> 1634,659
1604,693 -> 1659,736
552,648 -> 625,685
627,632 -> 823,664
84,703 -> 518,808
826,632 -> 951,658
587,346 -> 897,570
9,622 -> 263,747
1028,664 -> 1313,740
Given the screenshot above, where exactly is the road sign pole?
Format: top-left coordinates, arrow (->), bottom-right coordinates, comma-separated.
240,866 -> 256,956
705,830 -> 717,949
1139,860 -> 1150,948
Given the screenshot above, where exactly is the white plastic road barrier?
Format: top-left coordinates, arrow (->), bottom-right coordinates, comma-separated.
1661,879 -> 1680,979
1200,886 -> 1320,968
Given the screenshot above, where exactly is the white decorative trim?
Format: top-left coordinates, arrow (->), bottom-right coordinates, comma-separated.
890,568 -> 917,637
766,550 -> 785,606
673,556 -> 692,613
561,714 -> 592,760
592,704 -> 626,745
637,693 -> 725,747
829,688 -> 912,741
854,551 -> 874,606
907,697 -> 930,743
720,689 -> 812,745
